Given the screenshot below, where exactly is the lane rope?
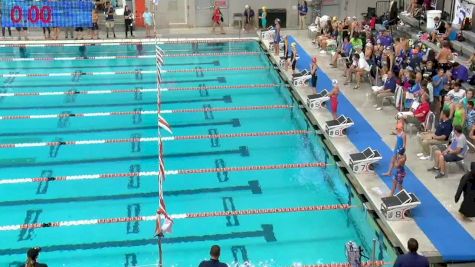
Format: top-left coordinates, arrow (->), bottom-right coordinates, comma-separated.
0,84 -> 282,98
0,66 -> 270,78
0,38 -> 255,48
0,51 -> 261,62
0,105 -> 293,120
300,261 -> 389,267
0,130 -> 309,149
0,162 -> 327,184
0,204 -> 351,231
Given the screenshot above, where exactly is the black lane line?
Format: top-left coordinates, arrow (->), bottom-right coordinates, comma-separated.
0,95 -> 231,110
0,61 -> 220,71
0,77 -> 226,89
0,119 -> 241,137
0,146 -> 249,168
0,180 -> 262,207
0,225 -> 276,255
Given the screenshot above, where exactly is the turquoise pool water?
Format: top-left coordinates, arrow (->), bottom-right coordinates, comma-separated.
0,41 -> 396,266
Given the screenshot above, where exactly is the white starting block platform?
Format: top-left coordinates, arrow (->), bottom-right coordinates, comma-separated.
325,115 -> 354,137
292,69 -> 311,87
307,89 -> 329,110
349,147 -> 382,173
381,189 -> 421,221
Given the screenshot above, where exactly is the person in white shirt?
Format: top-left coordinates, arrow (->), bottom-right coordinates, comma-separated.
447,81 -> 466,103
354,53 -> 371,89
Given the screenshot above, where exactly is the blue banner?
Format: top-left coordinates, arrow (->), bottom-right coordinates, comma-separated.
1,0 -> 94,28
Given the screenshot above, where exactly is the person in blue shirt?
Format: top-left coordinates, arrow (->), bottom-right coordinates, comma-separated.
330,36 -> 352,67
432,68 -> 448,111
394,238 -> 429,267
298,0 -> 308,30
417,109 -> 452,159
199,245 -> 228,267
374,70 -> 397,110
378,30 -> 394,47
452,62 -> 469,82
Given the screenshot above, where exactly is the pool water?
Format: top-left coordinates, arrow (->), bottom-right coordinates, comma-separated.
0,41 -> 396,266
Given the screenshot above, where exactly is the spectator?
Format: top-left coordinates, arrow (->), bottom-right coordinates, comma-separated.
353,51 -> 371,89
455,162 -> 475,219
378,30 -> 394,47
384,122 -> 406,176
0,8 -> 12,38
259,6 -> 267,29
16,26 -> 28,41
124,5 -> 134,38
438,22 -> 457,43
398,94 -> 430,131
199,245 -> 228,267
466,101 -> 475,131
243,5 -> 255,32
143,8 -> 153,38
432,68 -> 448,113
91,9 -> 100,39
422,60 -> 437,79
298,0 -> 308,30
373,70 -> 397,110
389,152 -> 407,196
417,109 -> 452,160
451,62 -> 469,83
468,52 -> 475,72
330,36 -> 352,68
463,89 -> 474,110
429,125 -> 467,178
42,27 -> 51,39
393,238 -> 429,267
64,26 -> 74,39
273,19 -> 281,56
453,102 -> 466,128
26,247 -> 48,267
212,6 -> 225,34
436,42 -> 453,71
105,2 -> 116,38
430,17 -> 446,42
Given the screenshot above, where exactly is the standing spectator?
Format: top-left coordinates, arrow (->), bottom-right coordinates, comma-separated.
16,26 -> 28,40
199,245 -> 228,267
74,26 -> 84,40
259,6 -> 267,29
42,27 -> 51,39
298,0 -> 308,30
455,162 -> 475,219
310,57 -> 319,92
393,238 -> 429,267
417,109 -> 452,160
451,62 -> 469,83
212,6 -> 225,34
64,26 -> 74,39
105,2 -> 116,38
143,8 -> 153,38
26,247 -> 48,267
124,5 -> 134,38
429,125 -> 467,178
90,9 -> 100,39
0,8 -> 12,38
432,68 -> 448,114
243,5 -> 255,32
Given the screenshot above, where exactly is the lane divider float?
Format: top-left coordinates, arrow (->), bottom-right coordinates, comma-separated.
0,105 -> 293,120
0,162 -> 327,184
0,130 -> 309,149
0,204 -> 351,231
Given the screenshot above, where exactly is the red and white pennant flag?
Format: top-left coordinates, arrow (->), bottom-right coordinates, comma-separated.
158,141 -> 166,181
155,206 -> 173,236
158,114 -> 171,134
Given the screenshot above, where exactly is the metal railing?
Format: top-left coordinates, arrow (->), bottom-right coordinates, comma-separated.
376,0 -> 390,17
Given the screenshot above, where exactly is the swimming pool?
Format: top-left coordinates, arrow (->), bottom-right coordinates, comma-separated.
0,40 -> 396,266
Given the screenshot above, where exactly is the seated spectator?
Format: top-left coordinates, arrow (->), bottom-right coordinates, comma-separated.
437,22 -> 457,43
451,62 -> 469,83
405,72 -> 423,108
436,42 -> 453,71
441,94 -> 455,120
467,52 -> 475,72
453,102 -> 466,128
345,52 -> 370,89
393,238 -> 429,267
330,36 -> 352,67
378,29 -> 394,47
465,100 -> 475,132
430,17 -> 446,42
462,89 -> 475,110
344,53 -> 359,81
373,70 -> 397,110
422,60 -> 437,79
417,109 -> 452,159
428,125 -> 467,178
350,35 -> 363,49
397,94 -> 430,130
447,81 -> 466,103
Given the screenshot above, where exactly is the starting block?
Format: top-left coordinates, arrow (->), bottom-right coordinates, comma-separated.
325,115 -> 354,137
292,70 -> 311,87
349,147 -> 382,173
381,189 -> 421,221
307,89 -> 329,109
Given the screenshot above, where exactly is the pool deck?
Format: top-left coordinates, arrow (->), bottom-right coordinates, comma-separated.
2,27 -> 474,264
267,30 -> 475,263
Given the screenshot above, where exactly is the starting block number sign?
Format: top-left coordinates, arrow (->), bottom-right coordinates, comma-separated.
385,209 -> 405,220
1,0 -> 94,28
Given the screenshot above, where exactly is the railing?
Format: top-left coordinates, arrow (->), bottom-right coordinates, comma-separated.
376,0 -> 390,17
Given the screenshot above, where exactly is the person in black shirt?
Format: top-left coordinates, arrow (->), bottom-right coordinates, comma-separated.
430,17 -> 446,42
124,5 -> 134,38
26,247 -> 48,267
198,245 -> 228,267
